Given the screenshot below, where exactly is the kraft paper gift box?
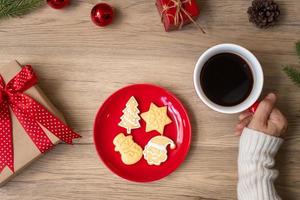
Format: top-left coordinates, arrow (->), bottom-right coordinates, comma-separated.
0,61 -> 73,186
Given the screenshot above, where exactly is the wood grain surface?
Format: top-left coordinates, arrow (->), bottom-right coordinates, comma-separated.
0,0 -> 300,199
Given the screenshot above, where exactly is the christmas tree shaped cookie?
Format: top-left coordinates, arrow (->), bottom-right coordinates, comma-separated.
118,96 -> 141,134
141,103 -> 172,134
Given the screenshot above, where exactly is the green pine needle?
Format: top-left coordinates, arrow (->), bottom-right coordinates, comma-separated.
283,41 -> 300,88
283,66 -> 300,88
0,0 -> 44,19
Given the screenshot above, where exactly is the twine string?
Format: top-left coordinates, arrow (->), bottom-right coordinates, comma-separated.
161,0 -> 205,33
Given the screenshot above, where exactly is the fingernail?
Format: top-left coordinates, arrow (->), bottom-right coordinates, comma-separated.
266,93 -> 276,100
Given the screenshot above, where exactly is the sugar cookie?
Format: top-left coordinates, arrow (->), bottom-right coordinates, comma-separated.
140,103 -> 172,134
113,133 -> 143,165
143,135 -> 176,166
118,96 -> 141,134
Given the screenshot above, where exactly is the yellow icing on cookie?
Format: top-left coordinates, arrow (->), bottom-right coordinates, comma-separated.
113,133 -> 143,165
118,96 -> 141,134
143,135 -> 176,166
141,103 -> 172,134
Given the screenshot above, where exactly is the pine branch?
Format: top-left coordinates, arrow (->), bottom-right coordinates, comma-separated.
283,66 -> 300,88
0,0 -> 44,19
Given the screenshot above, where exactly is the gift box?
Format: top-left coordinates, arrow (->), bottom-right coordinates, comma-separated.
156,0 -> 200,31
0,61 -> 80,186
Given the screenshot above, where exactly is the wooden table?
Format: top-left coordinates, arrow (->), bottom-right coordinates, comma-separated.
0,0 -> 300,199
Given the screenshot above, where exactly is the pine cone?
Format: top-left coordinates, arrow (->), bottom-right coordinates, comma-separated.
248,0 -> 280,28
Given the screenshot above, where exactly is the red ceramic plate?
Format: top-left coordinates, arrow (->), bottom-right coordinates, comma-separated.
93,84 -> 191,182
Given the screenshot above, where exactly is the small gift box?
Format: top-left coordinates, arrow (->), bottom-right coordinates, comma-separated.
156,0 -> 200,31
0,61 -> 80,186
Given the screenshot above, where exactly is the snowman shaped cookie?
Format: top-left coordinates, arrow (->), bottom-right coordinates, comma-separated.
113,133 -> 143,165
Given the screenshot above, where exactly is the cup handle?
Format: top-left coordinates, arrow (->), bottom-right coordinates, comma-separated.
248,101 -> 260,113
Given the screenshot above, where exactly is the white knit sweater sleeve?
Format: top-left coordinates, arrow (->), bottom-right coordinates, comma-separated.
238,128 -> 284,200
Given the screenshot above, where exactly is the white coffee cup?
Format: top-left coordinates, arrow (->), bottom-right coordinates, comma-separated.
193,44 -> 264,114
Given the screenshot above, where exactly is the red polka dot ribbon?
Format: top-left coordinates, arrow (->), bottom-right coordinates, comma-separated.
0,65 -> 81,173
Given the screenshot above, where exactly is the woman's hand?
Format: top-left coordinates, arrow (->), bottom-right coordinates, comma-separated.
235,93 -> 288,138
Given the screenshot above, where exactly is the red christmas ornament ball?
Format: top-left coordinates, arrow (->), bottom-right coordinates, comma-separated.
91,3 -> 114,27
47,0 -> 70,9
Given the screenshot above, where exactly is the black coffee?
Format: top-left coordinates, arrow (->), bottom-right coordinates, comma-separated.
200,53 -> 253,106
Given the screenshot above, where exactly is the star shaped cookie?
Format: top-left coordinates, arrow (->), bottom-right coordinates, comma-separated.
141,103 -> 172,134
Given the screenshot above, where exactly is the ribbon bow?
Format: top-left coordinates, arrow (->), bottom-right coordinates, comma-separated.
0,65 -> 81,173
161,0 -> 205,33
